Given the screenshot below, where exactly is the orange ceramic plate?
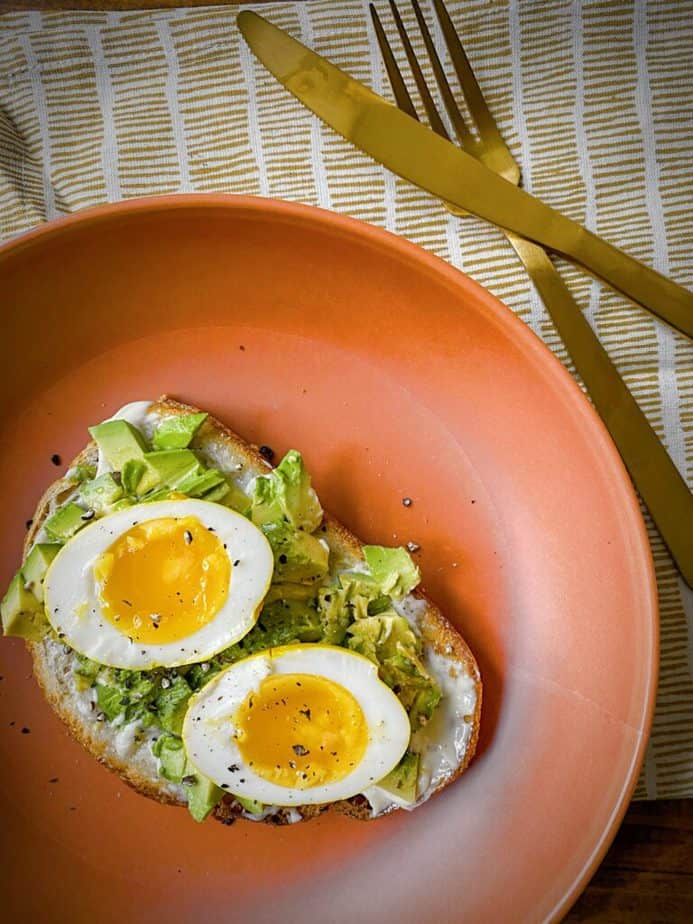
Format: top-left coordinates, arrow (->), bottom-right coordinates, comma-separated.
0,196 -> 656,923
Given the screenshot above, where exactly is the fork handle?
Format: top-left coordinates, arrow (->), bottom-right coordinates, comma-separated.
507,232 -> 693,586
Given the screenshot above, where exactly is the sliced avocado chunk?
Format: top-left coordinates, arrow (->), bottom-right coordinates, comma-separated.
80,472 -> 124,513
363,545 -> 420,598
262,523 -> 329,584
184,770 -> 223,823
89,419 -> 148,471
175,467 -> 226,498
250,450 -> 323,532
121,459 -> 147,495
71,463 -> 97,483
152,732 -> 221,821
376,751 -> 420,803
21,543 -> 60,602
138,449 -> 201,495
110,498 -> 135,512
137,487 -> 173,503
1,571 -> 50,640
202,482 -> 231,505
152,734 -> 187,782
235,795 -> 265,815
222,480 -> 251,516
265,582 -> 317,604
152,412 -> 208,451
44,502 -> 89,541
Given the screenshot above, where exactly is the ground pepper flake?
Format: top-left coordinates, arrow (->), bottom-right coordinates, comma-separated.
51,454 -> 62,466
402,497 -> 412,507
259,445 -> 275,462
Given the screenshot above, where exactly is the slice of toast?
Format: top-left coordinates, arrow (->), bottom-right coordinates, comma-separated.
24,397 -> 481,825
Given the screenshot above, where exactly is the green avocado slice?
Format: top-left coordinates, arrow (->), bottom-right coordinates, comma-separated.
88,419 -> 147,471
376,751 -> 420,803
1,571 -> 50,640
152,734 -> 222,822
152,412 -> 208,450
44,502 -> 89,541
21,543 -> 61,602
185,772 -> 224,823
235,795 -> 265,815
79,472 -> 124,513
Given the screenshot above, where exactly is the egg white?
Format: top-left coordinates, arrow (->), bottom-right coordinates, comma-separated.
182,644 -> 411,806
43,499 -> 274,669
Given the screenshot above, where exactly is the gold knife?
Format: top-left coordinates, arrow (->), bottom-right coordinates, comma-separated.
238,11 -> 692,340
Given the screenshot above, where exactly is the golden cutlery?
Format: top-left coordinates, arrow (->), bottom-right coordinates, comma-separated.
237,9 -> 693,340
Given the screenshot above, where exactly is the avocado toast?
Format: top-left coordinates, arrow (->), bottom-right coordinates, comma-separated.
2,397 -> 481,825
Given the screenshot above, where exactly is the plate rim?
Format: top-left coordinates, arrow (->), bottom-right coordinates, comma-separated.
0,192 -> 659,922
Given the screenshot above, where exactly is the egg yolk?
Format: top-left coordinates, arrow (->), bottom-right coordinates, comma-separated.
94,516 -> 230,644
233,672 -> 368,790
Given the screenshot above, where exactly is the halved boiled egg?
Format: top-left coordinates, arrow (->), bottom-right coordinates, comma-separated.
182,644 -> 410,806
44,500 -> 273,669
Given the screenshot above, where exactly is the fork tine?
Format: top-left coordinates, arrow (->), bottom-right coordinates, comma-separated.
431,0 -> 509,155
369,4 -> 419,120
386,0 -> 449,140
408,0 -> 475,148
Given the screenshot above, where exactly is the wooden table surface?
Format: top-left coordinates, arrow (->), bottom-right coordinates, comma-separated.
1,1 -> 692,920
566,800 -> 692,921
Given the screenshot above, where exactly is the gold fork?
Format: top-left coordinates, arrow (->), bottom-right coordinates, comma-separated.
371,0 -> 693,586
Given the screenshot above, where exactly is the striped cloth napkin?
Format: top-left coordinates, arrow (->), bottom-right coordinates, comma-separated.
0,0 -> 691,800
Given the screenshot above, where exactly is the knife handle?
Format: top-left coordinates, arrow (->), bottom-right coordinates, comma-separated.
568,227 -> 693,340
504,187 -> 693,339
508,232 -> 693,585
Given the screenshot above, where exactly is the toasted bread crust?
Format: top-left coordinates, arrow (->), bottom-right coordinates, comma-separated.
24,397 -> 481,825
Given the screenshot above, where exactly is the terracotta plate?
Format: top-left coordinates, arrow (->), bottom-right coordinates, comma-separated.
0,196 -> 656,923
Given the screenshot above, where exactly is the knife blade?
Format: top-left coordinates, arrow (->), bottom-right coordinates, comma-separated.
238,10 -> 692,339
